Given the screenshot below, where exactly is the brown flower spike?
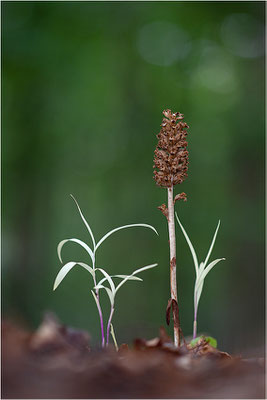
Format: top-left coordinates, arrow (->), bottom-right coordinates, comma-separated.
153,109 -> 189,347
153,109 -> 189,189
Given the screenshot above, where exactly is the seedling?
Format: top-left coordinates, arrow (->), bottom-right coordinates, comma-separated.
153,109 -> 189,346
176,213 -> 225,340
53,195 -> 158,348
93,263 -> 157,346
189,335 -> 217,349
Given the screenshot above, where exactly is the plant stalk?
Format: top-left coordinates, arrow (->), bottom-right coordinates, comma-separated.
167,186 -> 180,347
95,291 -> 105,347
93,258 -> 105,348
110,323 -> 118,351
106,306 -> 115,346
193,320 -> 197,339
193,304 -> 197,339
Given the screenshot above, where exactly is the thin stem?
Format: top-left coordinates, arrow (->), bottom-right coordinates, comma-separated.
193,320 -> 197,339
167,186 -> 180,347
106,306 -> 114,346
93,257 -> 105,348
193,303 -> 198,339
95,291 -> 105,347
110,323 -> 118,351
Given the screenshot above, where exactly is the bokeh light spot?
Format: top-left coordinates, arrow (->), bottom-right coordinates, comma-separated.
220,13 -> 264,58
193,44 -> 237,94
137,21 -> 191,66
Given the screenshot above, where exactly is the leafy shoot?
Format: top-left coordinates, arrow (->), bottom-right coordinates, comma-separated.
53,195 -> 158,347
175,213 -> 225,339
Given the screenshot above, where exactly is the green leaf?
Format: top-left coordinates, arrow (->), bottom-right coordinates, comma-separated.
57,238 -> 94,264
70,194 -> 96,250
132,263 -> 158,276
96,268 -> 116,294
200,258 -> 225,281
206,336 -> 217,348
112,275 -> 143,281
198,262 -> 205,277
94,284 -> 114,306
190,336 -> 202,347
195,278 -> 204,308
195,258 -> 225,310
95,223 -> 158,251
97,275 -> 142,287
53,261 -> 94,290
115,263 -> 157,293
190,335 -> 217,348
176,213 -> 199,277
203,220 -> 220,269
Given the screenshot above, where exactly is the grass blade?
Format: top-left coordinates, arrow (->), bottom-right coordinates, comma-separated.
94,284 -> 114,306
95,223 -> 158,251
53,261 -> 94,290
53,262 -> 76,290
96,268 -> 116,294
97,275 -> 142,287
115,264 -> 157,293
195,258 -> 225,300
195,279 -> 204,307
175,213 -> 199,277
70,194 -> 96,250
57,238 -> 94,264
91,289 -> 99,307
132,263 -> 158,276
77,262 -> 95,276
112,275 -> 143,281
201,258 -> 225,281
203,221 -> 221,269
114,275 -> 140,293
198,261 -> 205,277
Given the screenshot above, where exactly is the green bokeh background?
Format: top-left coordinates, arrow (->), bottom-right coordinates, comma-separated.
2,1 -> 265,355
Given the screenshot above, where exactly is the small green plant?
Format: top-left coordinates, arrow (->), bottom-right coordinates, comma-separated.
189,335 -> 217,349
53,195 -> 158,348
176,213 -> 225,340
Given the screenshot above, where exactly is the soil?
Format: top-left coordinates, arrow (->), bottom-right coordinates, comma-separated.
2,313 -> 265,399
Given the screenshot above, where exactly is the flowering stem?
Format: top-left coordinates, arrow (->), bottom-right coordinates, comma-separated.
167,186 -> 180,347
106,306 -> 114,346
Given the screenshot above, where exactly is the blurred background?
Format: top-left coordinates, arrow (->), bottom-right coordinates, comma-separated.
2,1 -> 265,356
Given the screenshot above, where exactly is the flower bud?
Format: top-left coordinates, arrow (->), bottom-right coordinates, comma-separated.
153,110 -> 189,188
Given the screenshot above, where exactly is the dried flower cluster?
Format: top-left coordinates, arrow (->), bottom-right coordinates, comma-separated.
153,109 -> 189,189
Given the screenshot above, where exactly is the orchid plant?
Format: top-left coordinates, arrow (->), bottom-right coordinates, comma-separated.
53,195 -> 158,348
175,213 -> 225,341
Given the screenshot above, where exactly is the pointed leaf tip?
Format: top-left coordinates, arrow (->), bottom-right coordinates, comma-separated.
53,261 -> 94,292
203,220 -> 221,269
70,195 -> 96,249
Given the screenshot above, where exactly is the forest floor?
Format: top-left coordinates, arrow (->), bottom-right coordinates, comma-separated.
2,313 -> 265,399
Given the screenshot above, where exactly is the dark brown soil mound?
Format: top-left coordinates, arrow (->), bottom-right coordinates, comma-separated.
2,314 -> 265,399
